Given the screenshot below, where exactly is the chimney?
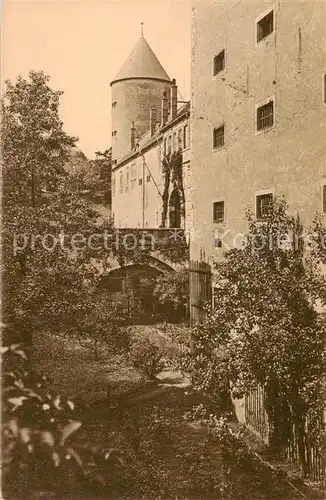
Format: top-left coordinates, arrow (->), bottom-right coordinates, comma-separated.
161,92 -> 169,126
150,107 -> 156,136
170,78 -> 177,120
131,121 -> 136,150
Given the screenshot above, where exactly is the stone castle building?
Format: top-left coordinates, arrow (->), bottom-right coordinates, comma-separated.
189,0 -> 326,435
110,30 -> 192,233
190,0 -> 326,264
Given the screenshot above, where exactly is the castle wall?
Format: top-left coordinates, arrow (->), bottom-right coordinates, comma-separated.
190,0 -> 326,264
112,111 -> 192,233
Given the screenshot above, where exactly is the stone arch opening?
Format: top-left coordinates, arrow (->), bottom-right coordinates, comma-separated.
98,263 -> 171,322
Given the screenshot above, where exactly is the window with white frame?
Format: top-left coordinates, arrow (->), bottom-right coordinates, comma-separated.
183,125 -> 189,149
213,201 -> 224,222
257,101 -> 274,131
213,125 -> 225,149
213,50 -> 225,76
257,10 -> 274,42
256,193 -> 273,219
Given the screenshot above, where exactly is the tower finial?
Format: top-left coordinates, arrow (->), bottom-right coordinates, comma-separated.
141,22 -> 144,37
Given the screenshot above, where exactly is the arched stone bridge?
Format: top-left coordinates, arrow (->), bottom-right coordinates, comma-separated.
98,227 -> 189,296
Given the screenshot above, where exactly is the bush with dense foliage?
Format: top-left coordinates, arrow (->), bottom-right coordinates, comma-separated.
181,199 -> 326,475
2,343 -> 122,499
128,335 -> 165,380
153,267 -> 189,323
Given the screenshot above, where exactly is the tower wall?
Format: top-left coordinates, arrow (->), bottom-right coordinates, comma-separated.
111,78 -> 171,162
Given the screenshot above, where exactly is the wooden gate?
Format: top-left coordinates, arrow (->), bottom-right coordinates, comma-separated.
189,260 -> 212,326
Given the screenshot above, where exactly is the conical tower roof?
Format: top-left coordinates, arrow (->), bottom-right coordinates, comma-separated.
110,35 -> 171,85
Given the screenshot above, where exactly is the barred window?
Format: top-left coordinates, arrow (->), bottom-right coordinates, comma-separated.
213,50 -> 225,76
257,11 -> 274,42
257,101 -> 274,130
213,125 -> 225,149
256,193 -> 273,219
213,201 -> 224,222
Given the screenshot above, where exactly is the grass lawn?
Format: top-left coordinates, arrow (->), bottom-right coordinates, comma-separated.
33,330 -> 147,403
32,328 -> 323,500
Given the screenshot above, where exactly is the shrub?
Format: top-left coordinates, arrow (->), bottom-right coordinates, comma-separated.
128,336 -> 165,380
153,267 -> 189,323
187,198 -> 326,475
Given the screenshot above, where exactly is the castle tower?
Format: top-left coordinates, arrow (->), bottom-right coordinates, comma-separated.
110,26 -> 171,163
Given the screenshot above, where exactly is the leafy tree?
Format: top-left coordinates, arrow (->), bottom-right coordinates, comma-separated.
64,148 -> 112,206
153,267 -> 189,322
2,70 -> 77,206
91,148 -> 112,205
187,199 -> 325,475
2,72 -> 150,352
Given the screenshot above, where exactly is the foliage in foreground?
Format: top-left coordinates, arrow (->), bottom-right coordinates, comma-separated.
152,267 -> 189,322
2,343 -> 122,499
180,199 -> 326,475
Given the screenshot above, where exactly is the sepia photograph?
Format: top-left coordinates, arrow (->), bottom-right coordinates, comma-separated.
1,0 -> 326,498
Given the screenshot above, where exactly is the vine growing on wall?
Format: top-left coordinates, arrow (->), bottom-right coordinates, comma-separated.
160,149 -> 185,228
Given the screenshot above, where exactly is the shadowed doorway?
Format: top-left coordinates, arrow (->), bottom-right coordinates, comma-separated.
169,189 -> 181,228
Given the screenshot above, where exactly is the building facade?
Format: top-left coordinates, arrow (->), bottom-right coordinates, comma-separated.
111,33 -> 192,234
190,0 -> 326,264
